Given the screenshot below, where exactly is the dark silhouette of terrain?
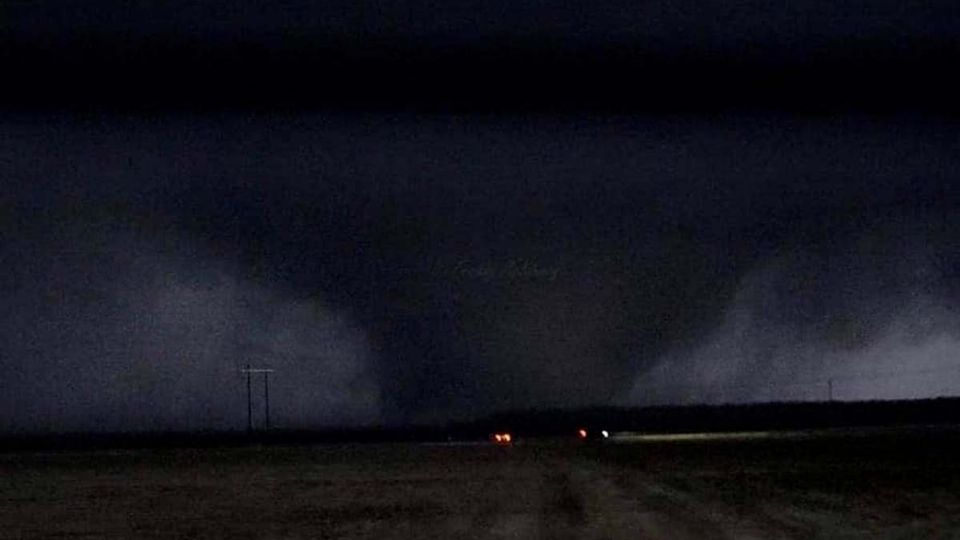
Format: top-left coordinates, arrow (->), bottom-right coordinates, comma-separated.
4,397 -> 960,452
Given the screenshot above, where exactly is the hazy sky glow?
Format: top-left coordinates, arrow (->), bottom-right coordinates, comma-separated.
3,1 -> 960,432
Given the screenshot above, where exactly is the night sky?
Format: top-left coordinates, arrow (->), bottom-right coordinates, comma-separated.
2,1 -> 960,432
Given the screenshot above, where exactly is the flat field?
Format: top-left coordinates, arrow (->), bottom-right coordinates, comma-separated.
3,428 -> 960,539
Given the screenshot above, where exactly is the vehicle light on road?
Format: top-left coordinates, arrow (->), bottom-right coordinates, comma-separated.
491,433 -> 513,445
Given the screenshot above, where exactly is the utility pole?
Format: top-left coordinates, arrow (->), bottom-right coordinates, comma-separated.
264,370 -> 271,430
828,378 -> 834,402
245,364 -> 253,432
241,366 -> 275,431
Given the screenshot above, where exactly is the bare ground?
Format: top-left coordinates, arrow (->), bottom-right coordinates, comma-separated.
3,431 -> 960,539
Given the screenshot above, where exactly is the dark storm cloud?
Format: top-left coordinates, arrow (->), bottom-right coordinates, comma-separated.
0,221 -> 380,433
3,113 -> 960,430
0,215 -> 380,432
0,123 -> 384,432
9,0 -> 958,51
4,0 -> 960,112
627,220 -> 960,405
